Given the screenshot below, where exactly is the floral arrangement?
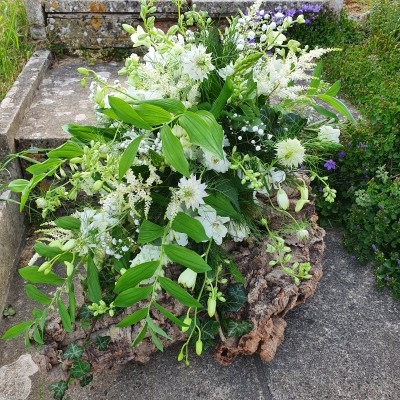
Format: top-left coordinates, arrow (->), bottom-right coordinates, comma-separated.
2,0 -> 353,384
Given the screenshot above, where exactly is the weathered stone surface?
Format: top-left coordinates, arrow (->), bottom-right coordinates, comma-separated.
23,0 -> 46,39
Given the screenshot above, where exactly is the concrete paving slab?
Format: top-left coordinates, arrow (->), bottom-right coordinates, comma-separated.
2,230 -> 399,400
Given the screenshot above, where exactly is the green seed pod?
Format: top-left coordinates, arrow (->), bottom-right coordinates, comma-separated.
177,351 -> 184,361
196,339 -> 203,356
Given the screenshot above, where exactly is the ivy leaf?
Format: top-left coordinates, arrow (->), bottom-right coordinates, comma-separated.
79,374 -> 93,387
77,304 -> 93,320
63,343 -> 84,360
225,260 -> 245,285
94,335 -> 111,351
49,380 -> 68,400
198,319 -> 219,350
223,319 -> 253,337
219,284 -> 247,313
70,359 -> 91,379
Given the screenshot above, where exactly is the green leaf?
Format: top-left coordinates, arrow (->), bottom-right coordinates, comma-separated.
171,212 -> 209,243
114,261 -> 159,293
80,374 -> 93,387
159,277 -> 202,308
87,256 -> 102,303
108,96 -> 152,130
178,111 -> 223,159
48,141 -> 83,159
57,298 -> 72,333
1,321 -> 32,340
306,61 -> 323,95
54,216 -> 81,230
131,322 -> 148,347
316,94 -> 356,123
117,308 -> 148,327
219,284 -> 247,313
160,125 -> 189,177
210,77 -> 234,119
34,242 -> 62,258
198,319 -> 219,350
63,343 -> 84,360
70,359 -> 91,379
137,99 -> 186,115
94,335 -> 111,351
132,103 -> 172,125
163,245 -> 211,273
19,266 -> 65,286
63,124 -> 116,142
20,173 -> 46,211
26,159 -> 62,175
24,284 -> 52,305
146,315 -> 171,340
8,179 -> 29,193
49,380 -> 68,400
119,134 -> 145,180
33,325 -> 44,345
204,191 -> 241,218
113,286 -> 153,307
311,104 -> 338,120
149,328 -> 164,352
137,220 -> 164,245
153,302 -> 186,328
325,80 -> 341,96
225,260 -> 245,284
224,319 -> 253,337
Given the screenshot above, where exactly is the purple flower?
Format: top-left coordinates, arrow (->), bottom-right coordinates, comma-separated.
324,159 -> 337,171
372,244 -> 377,252
378,204 -> 384,210
338,151 -> 346,159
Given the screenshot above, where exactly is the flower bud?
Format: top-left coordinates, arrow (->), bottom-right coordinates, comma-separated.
177,351 -> 184,361
178,268 -> 197,290
295,199 -> 309,212
61,239 -> 76,252
196,339 -> 203,356
181,317 -> 192,333
296,229 -> 309,242
65,261 -> 74,277
49,240 -> 62,248
207,298 -> 216,318
70,157 -> 82,164
277,188 -> 290,210
38,261 -> 51,272
92,180 -> 103,192
77,67 -> 89,76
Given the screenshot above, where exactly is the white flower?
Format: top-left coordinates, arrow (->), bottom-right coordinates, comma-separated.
201,150 -> 231,173
217,62 -> 234,80
269,168 -> 286,188
165,230 -> 188,246
182,44 -> 215,82
276,188 -> 290,210
196,205 -> 230,245
178,175 -> 207,210
296,229 -> 309,242
318,125 -> 341,144
130,25 -> 151,48
227,221 -> 249,242
130,244 -> 163,268
275,138 -> 305,168
178,268 -> 197,290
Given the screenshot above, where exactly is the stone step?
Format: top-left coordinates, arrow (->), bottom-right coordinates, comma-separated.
25,0 -> 337,48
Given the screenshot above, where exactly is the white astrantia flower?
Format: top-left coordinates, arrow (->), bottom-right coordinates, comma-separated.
178,175 -> 207,210
318,125 -> 341,144
227,221 -> 250,242
182,44 -> 215,82
201,150 -> 231,173
275,138 -> 305,168
178,268 -> 197,290
196,205 -> 230,245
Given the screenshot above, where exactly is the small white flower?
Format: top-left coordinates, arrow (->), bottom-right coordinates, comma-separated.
296,229 -> 309,242
277,188 -> 290,210
228,221 -> 249,242
196,205 -> 230,245
178,175 -> 207,210
217,62 -> 234,80
269,168 -> 286,187
182,44 -> 215,82
275,138 -> 305,168
178,268 -> 197,290
318,125 -> 341,144
201,150 -> 231,173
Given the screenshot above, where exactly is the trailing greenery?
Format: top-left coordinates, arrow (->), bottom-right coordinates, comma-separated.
291,1 -> 400,298
0,0 -> 35,100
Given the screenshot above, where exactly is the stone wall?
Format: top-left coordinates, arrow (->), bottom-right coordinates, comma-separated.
25,0 -> 341,48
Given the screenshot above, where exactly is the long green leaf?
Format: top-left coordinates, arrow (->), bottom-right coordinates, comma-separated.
108,96 -> 152,130
164,245 -> 211,273
19,266 -> 65,285
171,212 -> 209,243
26,159 -> 62,176
178,111 -> 223,159
325,80 -> 341,96
87,256 -> 101,303
149,329 -> 164,351
204,191 -> 241,218
210,77 -> 234,118
113,286 -> 153,307
8,179 -> 29,193
24,284 -> 52,305
137,220 -> 164,244
63,124 -> 116,142
57,298 -> 72,333
34,242 -> 73,262
119,135 -> 144,180
54,216 -> 81,230
132,103 -> 172,125
1,321 -> 33,340
137,99 -> 186,115
316,94 -> 356,123
306,61 -> 323,96
311,104 -> 338,120
153,302 -> 186,328
159,277 -> 202,308
114,261 -> 159,293
48,141 -> 84,159
146,315 -> 171,339
160,125 -> 189,177
131,322 -> 148,347
117,308 -> 148,327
